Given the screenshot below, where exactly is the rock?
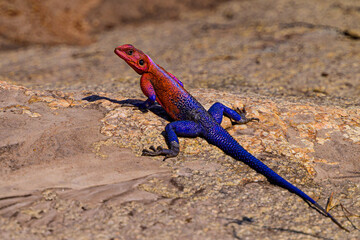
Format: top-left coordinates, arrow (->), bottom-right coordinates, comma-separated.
0,0 -> 359,238
0,81 -> 359,239
0,0 -> 228,47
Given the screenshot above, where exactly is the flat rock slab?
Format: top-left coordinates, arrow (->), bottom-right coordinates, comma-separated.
0,82 -> 172,236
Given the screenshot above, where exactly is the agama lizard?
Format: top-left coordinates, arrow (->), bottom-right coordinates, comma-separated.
114,44 -> 347,231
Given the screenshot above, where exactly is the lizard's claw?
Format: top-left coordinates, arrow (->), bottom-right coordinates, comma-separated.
142,141 -> 180,160
142,145 -> 157,155
142,145 -> 164,156
232,107 -> 259,125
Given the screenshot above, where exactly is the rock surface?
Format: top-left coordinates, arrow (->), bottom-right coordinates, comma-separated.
1,80 -> 359,239
1,0 -> 360,239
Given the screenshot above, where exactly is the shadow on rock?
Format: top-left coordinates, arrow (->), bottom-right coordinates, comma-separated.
82,94 -> 172,121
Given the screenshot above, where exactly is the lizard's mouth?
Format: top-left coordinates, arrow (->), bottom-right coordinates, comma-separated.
114,48 -> 136,66
114,48 -> 128,60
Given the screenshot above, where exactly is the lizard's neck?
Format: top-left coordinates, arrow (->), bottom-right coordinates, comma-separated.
147,56 -> 162,75
147,56 -> 173,83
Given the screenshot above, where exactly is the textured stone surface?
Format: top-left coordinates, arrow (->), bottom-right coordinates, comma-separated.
1,81 -> 359,239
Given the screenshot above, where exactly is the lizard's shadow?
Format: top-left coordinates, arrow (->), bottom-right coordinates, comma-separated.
82,95 -> 172,122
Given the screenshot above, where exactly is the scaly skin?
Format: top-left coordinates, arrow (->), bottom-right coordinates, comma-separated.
114,44 -> 347,231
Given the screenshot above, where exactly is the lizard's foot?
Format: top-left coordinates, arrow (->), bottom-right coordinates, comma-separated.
142,141 -> 179,160
232,107 -> 259,125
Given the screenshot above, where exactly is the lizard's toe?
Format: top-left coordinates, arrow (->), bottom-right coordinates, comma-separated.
232,106 -> 259,125
149,145 -> 156,151
235,107 -> 246,115
142,145 -> 165,156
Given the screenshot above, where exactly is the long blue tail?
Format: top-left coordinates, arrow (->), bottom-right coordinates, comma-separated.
207,126 -> 347,231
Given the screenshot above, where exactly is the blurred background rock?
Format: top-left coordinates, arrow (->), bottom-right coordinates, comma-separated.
0,0 -> 359,105
0,0 -> 227,47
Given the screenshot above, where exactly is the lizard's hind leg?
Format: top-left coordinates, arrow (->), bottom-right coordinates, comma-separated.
208,102 -> 259,125
142,120 -> 202,160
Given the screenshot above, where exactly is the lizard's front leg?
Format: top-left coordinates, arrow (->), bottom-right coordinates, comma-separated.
142,120 -> 202,160
208,102 -> 259,125
121,74 -> 156,112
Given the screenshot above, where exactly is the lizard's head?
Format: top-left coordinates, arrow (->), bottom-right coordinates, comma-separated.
114,44 -> 150,74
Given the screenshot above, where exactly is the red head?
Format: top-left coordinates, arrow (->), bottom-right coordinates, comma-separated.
114,44 -> 151,74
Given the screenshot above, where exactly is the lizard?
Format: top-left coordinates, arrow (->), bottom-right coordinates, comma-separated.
114,44 -> 347,231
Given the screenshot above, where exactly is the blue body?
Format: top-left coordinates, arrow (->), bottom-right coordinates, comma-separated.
164,89 -> 318,205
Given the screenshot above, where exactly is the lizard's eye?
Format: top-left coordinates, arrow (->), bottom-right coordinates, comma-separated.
127,50 -> 133,55
139,59 -> 144,66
